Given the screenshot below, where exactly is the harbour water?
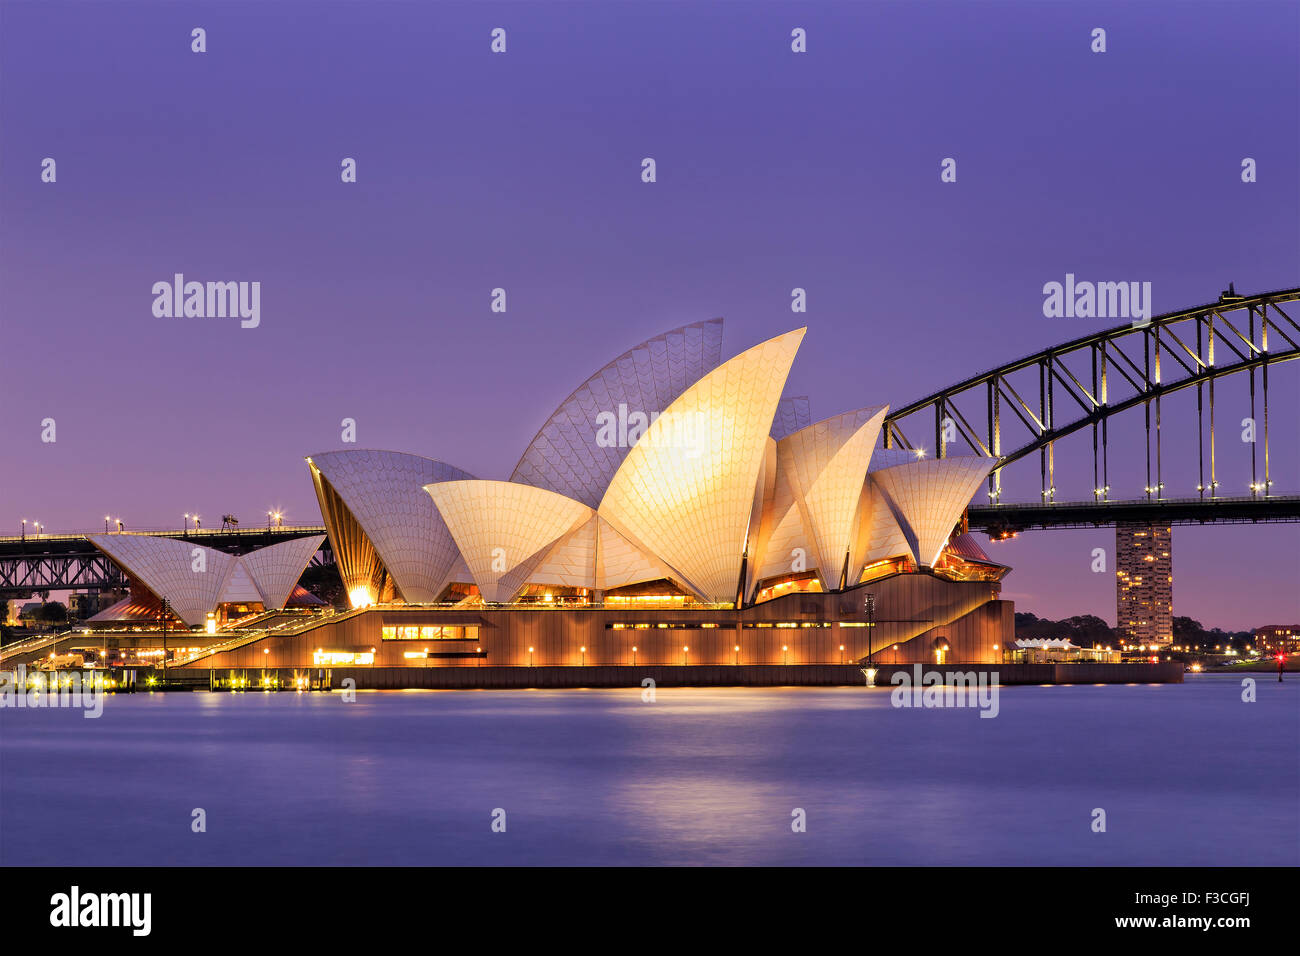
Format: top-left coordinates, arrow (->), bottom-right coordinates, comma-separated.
1,675 -> 1295,866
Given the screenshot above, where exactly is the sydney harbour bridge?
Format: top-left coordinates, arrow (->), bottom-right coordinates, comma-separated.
3,286 -> 1297,616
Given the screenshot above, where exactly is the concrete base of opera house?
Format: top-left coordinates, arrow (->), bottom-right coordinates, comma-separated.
179,575 -> 1019,671
162,661 -> 1185,689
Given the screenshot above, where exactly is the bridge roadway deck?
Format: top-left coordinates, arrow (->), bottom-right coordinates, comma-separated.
968,495 -> 1300,532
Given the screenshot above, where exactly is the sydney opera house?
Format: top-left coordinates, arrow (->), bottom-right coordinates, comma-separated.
84,534 -> 327,629
90,320 -> 1013,672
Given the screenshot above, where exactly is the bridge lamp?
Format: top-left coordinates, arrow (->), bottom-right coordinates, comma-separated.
105,516 -> 110,532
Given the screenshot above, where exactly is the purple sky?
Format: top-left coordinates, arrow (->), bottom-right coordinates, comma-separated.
2,1 -> 1297,629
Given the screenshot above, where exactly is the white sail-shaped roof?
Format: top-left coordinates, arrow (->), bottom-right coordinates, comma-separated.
850,480 -> 912,575
308,450 -> 473,604
778,406 -> 888,589
595,517 -> 689,592
598,328 -> 806,603
516,515 -> 599,590
869,456 -> 995,567
770,395 -> 812,440
425,480 -> 594,603
869,446 -> 920,472
510,318 -> 725,508
752,497 -> 811,585
242,534 -> 327,609
87,534 -> 237,627
88,533 -> 328,625
217,561 -> 262,604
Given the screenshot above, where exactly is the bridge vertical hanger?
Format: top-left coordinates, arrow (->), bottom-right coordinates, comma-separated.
1143,326 -> 1153,500
1262,305 -> 1271,496
1091,347 -> 1100,499
1039,362 -> 1048,500
987,378 -> 1002,501
1196,319 -> 1205,499
1154,323 -> 1163,499
1208,311 -> 1217,498
1100,340 -> 1110,500
1248,304 -> 1258,496
1046,353 -> 1055,501
936,396 -> 946,459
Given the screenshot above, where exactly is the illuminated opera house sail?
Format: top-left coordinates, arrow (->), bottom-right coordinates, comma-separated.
261,318 -> 1016,670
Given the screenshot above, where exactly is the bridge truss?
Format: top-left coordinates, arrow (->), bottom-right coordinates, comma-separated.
882,286 -> 1300,506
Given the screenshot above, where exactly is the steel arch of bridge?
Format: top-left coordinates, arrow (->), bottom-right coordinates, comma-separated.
882,286 -> 1300,503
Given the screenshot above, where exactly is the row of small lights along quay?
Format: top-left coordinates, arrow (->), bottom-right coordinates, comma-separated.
512,644 -> 866,666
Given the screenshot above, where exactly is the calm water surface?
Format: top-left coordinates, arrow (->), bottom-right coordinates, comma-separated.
1,675 -> 1295,865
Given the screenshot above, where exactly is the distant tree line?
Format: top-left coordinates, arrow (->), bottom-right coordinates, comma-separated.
1015,612 -> 1254,648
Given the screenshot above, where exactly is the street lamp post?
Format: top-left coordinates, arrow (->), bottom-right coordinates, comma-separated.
160,598 -> 170,681
864,592 -> 876,664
